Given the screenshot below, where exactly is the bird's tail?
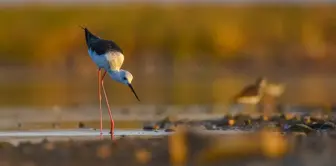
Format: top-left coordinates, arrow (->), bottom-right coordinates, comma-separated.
79,25 -> 100,47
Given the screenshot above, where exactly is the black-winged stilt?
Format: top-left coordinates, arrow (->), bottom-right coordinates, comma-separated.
81,26 -> 140,140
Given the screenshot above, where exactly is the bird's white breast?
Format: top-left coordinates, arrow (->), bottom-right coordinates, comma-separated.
237,96 -> 261,104
104,51 -> 125,71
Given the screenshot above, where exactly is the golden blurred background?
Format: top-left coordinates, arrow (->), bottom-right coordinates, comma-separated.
1,1 -> 336,108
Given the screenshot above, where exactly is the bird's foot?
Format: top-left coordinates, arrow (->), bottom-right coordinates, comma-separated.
97,132 -> 104,140
109,131 -> 115,140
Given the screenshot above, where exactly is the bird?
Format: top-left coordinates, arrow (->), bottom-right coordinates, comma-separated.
233,77 -> 267,104
262,82 -> 286,118
228,77 -> 267,116
264,83 -> 285,98
80,26 -> 140,140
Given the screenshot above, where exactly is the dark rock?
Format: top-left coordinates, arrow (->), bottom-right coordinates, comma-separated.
157,116 -> 173,129
164,128 -> 175,132
78,122 -> 85,128
308,121 -> 336,130
284,124 -> 315,134
143,122 -> 158,131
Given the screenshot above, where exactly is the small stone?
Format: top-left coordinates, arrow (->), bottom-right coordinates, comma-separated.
165,128 -> 175,132
143,122 -> 156,131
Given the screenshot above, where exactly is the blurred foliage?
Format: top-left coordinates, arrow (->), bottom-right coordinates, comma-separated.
0,4 -> 335,64
1,4 -> 336,107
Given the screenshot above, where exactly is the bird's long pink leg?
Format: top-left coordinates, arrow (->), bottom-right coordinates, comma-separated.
101,71 -> 115,140
98,69 -> 103,139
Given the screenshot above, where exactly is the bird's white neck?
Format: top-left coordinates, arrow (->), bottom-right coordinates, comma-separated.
107,69 -> 123,82
107,69 -> 120,81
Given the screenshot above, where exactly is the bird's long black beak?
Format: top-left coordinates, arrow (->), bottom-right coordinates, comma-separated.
128,84 -> 140,101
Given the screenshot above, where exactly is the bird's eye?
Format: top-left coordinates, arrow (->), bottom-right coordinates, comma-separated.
123,77 -> 127,80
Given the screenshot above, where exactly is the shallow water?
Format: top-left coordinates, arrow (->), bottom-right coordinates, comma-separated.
1,120 -> 144,131
0,129 -> 169,137
0,128 -> 248,146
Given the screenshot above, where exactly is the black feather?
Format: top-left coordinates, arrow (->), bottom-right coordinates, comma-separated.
82,27 -> 123,55
234,85 -> 259,99
231,79 -> 263,103
90,39 -> 123,55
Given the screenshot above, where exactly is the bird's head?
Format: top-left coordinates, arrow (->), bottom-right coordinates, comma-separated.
118,70 -> 140,101
256,77 -> 267,88
119,70 -> 133,84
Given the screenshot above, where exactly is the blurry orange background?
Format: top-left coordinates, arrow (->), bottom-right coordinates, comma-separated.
0,2 -> 336,108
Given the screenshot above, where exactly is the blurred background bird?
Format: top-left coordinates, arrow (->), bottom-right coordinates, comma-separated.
228,77 -> 268,116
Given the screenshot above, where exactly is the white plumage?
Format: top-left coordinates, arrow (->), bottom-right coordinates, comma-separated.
104,51 -> 125,71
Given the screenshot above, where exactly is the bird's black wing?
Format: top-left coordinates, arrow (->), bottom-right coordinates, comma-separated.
83,28 -> 123,55
235,85 -> 259,98
89,39 -> 123,55
230,85 -> 259,104
83,28 -> 100,47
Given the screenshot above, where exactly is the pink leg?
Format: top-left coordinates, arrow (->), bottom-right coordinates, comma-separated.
98,69 -> 103,139
101,71 -> 115,140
